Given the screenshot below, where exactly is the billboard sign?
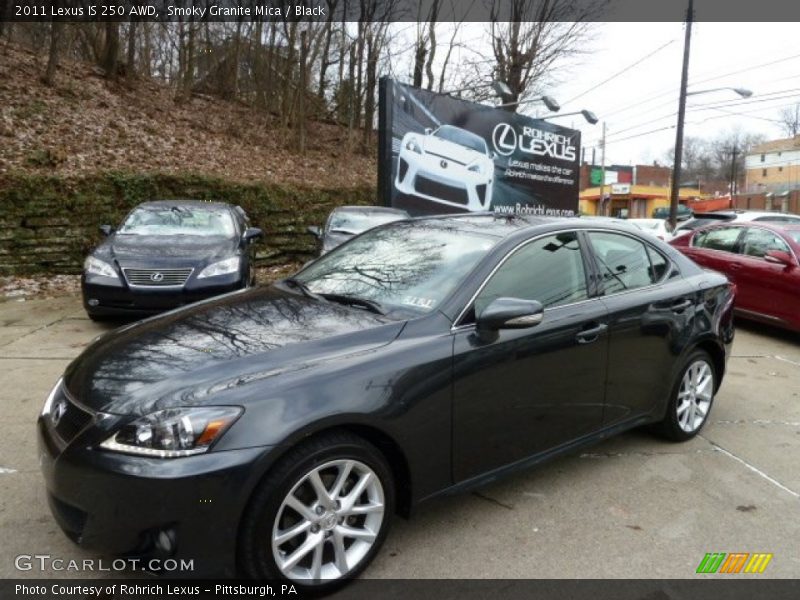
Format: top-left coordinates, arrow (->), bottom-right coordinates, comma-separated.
378,78 -> 580,217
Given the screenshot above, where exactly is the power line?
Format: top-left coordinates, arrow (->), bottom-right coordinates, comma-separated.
562,39 -> 676,106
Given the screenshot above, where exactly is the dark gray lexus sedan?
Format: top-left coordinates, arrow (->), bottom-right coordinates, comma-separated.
39,214 -> 734,591
81,200 -> 263,319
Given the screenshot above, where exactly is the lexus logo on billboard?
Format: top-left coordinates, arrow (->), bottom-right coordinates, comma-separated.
492,123 -> 517,157
492,123 -> 577,162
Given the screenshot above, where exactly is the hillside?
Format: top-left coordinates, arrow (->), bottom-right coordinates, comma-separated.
0,43 -> 376,188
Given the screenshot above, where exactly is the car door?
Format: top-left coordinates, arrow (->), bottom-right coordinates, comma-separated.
585,230 -> 698,424
682,225 -> 746,286
736,226 -> 798,324
451,230 -> 609,482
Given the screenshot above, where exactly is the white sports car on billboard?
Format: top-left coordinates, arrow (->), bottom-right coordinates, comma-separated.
395,125 -> 495,211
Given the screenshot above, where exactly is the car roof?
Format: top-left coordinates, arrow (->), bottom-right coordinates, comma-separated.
137,199 -> 234,211
406,212 -> 650,239
333,205 -> 409,216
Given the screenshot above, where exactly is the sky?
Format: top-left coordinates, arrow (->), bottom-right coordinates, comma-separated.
535,22 -> 800,166
397,22 -> 800,167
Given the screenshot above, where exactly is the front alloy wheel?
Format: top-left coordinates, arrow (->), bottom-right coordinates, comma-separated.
272,459 -> 385,581
239,432 -> 394,589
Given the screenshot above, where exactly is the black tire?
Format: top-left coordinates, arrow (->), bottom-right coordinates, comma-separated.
87,311 -> 106,322
655,349 -> 716,442
239,431 -> 394,592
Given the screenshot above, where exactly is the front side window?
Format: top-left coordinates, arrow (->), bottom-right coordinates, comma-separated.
692,227 -> 742,253
474,232 -> 589,315
587,232 -> 659,293
741,228 -> 790,258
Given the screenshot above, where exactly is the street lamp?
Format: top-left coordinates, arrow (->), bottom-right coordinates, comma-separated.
541,109 -> 599,125
498,95 -> 561,112
687,87 -> 752,98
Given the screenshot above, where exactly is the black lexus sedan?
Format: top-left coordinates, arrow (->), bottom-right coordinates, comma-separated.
307,205 -> 409,255
39,214 -> 734,590
81,200 -> 263,319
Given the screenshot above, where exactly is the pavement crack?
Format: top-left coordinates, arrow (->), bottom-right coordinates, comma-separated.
472,492 -> 514,510
579,449 -> 707,459
699,434 -> 800,499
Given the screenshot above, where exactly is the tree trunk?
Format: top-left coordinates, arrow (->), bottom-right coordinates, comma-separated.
43,19 -> 62,86
126,20 -> 137,78
101,22 -> 120,77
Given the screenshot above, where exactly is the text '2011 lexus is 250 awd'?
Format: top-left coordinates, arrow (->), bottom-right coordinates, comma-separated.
38,214 -> 735,591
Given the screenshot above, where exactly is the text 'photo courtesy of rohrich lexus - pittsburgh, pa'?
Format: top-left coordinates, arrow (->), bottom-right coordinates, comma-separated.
39,214 -> 734,591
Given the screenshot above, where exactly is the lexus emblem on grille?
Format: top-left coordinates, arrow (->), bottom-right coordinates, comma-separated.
440,159 -> 448,168
150,272 -> 164,282
51,399 -> 67,427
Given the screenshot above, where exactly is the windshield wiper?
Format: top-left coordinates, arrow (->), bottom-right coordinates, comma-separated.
282,277 -> 327,302
320,293 -> 387,316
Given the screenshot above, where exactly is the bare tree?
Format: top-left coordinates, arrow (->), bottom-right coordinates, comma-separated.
489,0 -> 596,110
779,104 -> 800,137
43,8 -> 63,86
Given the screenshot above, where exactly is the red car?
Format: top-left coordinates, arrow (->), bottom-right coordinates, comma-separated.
670,222 -> 800,332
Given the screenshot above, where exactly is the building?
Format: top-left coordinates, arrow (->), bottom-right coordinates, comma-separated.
578,163 -> 701,217
745,135 -> 800,195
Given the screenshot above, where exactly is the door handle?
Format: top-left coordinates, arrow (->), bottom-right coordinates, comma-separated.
576,322 -> 607,344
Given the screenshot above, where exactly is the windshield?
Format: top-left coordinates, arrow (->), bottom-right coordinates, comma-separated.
633,221 -> 660,230
328,211 -> 406,235
118,206 -> 236,237
787,231 -> 800,245
434,125 -> 488,155
296,222 -> 498,314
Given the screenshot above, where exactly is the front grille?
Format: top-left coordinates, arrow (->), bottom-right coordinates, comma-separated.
427,151 -> 466,166
398,158 -> 409,182
123,268 -> 193,287
50,386 -> 93,444
415,176 -> 469,205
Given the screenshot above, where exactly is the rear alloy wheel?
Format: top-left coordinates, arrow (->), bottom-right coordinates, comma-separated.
656,350 -> 716,441
240,432 -> 394,590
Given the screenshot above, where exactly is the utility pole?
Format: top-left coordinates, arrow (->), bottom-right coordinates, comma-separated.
669,0 -> 694,230
729,145 -> 738,208
598,121 -> 607,216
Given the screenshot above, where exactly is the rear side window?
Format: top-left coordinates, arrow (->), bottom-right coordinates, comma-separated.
474,231 -> 588,314
587,232 -> 661,293
741,228 -> 791,258
693,227 -> 742,253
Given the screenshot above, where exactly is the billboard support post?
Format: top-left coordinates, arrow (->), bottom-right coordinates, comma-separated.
377,76 -> 394,207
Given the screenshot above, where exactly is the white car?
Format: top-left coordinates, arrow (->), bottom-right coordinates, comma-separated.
629,218 -> 674,241
396,125 -> 495,211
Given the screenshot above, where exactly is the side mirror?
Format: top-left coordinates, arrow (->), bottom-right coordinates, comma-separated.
307,225 -> 322,238
99,224 -> 114,236
476,297 -> 544,332
491,151 -> 498,160
243,227 -> 263,242
424,127 -> 432,135
764,250 -> 794,266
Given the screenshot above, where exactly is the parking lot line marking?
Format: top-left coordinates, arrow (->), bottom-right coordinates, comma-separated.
701,436 -> 800,499
774,355 -> 800,367
0,467 -> 17,474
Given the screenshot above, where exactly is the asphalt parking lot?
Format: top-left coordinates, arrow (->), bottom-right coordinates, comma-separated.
1,295 -> 799,579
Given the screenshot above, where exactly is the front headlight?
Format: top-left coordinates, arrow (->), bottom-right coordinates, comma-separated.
84,256 -> 118,279
405,138 -> 422,154
100,406 -> 242,458
198,256 -> 240,279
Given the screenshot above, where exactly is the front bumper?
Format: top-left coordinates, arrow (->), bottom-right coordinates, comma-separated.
37,408 -> 271,577
82,272 -> 243,316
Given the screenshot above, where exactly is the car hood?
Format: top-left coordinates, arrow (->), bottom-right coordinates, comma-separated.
101,234 -> 238,265
422,136 -> 485,165
64,286 -> 405,415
